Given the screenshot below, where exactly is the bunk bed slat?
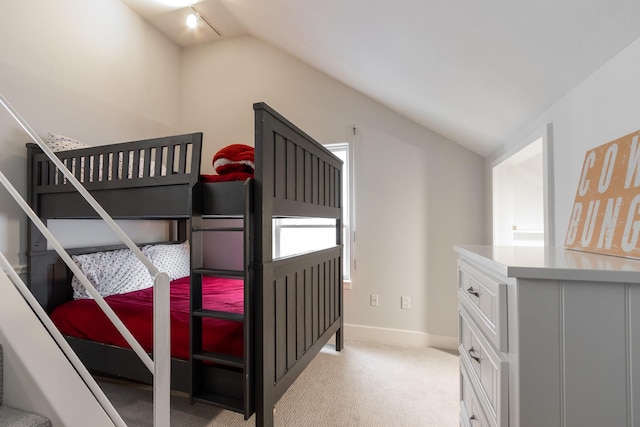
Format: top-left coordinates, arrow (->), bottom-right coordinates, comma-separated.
304,151 -> 312,204
274,276 -> 287,381
286,140 -> 296,201
131,148 -> 141,179
122,149 -> 130,180
295,145 -> 304,202
295,271 -> 305,360
303,268 -> 312,352
177,143 -> 188,174
166,145 -> 175,175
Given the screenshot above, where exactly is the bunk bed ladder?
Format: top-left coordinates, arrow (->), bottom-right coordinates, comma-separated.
190,179 -> 254,418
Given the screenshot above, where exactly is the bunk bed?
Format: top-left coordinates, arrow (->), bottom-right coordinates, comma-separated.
25,102 -> 344,427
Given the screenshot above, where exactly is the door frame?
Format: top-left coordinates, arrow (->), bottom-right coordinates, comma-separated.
490,123 -> 555,247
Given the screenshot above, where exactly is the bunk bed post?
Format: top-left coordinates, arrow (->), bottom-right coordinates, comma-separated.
190,183 -> 204,403
243,178 -> 256,418
253,104 -> 276,427
252,102 -> 345,426
26,143 -> 48,309
335,217 -> 344,352
336,157 -> 344,351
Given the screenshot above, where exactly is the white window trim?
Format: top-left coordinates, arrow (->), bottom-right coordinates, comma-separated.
324,141 -> 354,288
272,139 -> 355,289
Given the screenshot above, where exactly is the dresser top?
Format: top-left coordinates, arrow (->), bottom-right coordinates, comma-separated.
454,245 -> 640,282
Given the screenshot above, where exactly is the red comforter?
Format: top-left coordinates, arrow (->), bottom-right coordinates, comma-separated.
51,276 -> 244,360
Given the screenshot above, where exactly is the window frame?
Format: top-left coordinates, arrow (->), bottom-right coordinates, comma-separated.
272,141 -> 353,288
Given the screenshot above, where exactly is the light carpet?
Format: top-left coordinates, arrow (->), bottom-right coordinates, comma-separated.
98,340 -> 459,426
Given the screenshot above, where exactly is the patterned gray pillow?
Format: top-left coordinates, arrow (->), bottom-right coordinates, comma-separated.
142,242 -> 190,280
71,248 -> 154,299
45,133 -> 88,152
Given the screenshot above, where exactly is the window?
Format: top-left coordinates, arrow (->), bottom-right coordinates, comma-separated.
273,142 -> 353,286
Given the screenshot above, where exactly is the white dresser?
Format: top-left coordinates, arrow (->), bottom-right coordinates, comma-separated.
455,245 -> 640,427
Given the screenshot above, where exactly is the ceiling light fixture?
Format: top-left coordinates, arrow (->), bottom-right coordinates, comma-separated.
186,13 -> 199,29
186,3 -> 223,37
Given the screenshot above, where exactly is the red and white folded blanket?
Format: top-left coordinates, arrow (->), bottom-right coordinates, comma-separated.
201,144 -> 255,183
214,144 -> 254,174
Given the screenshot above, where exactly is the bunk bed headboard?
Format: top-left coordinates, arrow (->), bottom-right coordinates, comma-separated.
27,132 -> 203,220
252,102 -> 343,263
26,133 -> 203,312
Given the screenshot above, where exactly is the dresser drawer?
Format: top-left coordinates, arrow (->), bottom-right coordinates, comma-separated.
460,359 -> 493,427
459,305 -> 508,426
458,259 -> 508,351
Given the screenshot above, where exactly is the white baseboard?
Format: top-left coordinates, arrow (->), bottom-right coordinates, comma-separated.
341,323 -> 458,351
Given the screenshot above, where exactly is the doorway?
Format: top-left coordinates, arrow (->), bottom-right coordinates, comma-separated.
492,124 -> 554,247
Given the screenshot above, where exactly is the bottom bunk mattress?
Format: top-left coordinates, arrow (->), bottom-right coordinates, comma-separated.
50,276 -> 244,360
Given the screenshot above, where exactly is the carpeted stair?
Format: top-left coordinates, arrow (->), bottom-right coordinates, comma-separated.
0,345 -> 52,427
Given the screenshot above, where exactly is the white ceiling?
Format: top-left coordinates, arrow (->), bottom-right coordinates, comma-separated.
121,0 -> 640,156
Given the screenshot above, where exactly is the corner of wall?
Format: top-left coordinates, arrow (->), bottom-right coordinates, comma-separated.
343,324 -> 458,351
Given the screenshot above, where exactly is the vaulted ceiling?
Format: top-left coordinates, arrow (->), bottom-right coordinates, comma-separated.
121,0 -> 640,156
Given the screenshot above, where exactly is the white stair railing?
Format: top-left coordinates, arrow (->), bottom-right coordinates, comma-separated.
0,93 -> 171,427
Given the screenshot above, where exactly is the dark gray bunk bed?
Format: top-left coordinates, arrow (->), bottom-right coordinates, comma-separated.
25,102 -> 344,426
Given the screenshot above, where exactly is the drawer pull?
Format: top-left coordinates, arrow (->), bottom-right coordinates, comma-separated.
466,286 -> 479,298
469,414 -> 478,424
468,347 -> 481,363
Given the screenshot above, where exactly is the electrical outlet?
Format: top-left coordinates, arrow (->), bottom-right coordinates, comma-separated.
370,294 -> 379,306
401,296 -> 411,309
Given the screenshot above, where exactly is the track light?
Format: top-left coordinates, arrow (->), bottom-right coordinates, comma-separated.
186,13 -> 199,29
185,3 -> 223,37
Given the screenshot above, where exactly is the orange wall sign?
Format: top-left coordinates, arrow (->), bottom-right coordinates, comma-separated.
566,130 -> 640,259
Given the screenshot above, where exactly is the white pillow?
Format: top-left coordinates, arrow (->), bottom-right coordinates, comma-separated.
71,248 -> 154,299
142,241 -> 190,280
45,133 -> 97,183
45,133 -> 88,152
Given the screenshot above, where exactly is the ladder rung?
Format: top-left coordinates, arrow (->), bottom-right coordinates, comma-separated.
192,226 -> 244,232
193,351 -> 244,368
193,308 -> 244,322
192,268 -> 245,277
